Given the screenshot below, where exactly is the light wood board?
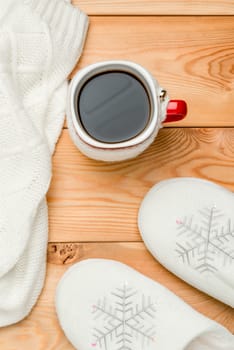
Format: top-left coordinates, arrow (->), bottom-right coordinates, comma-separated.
73,0 -> 234,15
73,16 -> 234,127
48,128 -> 234,242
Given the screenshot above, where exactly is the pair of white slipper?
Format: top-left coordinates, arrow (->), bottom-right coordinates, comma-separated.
56,178 -> 234,349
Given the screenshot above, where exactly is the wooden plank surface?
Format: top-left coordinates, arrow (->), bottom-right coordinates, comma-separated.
74,0 -> 234,15
48,128 -> 234,242
1,2 -> 234,349
0,243 -> 233,350
74,16 -> 234,127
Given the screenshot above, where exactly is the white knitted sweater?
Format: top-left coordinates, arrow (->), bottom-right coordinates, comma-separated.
0,0 -> 88,326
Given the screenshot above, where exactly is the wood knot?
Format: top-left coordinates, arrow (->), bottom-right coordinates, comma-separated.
47,243 -> 83,265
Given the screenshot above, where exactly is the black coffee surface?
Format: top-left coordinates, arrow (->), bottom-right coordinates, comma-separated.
78,71 -> 150,143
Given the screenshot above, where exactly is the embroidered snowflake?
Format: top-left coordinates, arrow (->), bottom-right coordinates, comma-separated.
91,284 -> 156,350
176,206 -> 234,274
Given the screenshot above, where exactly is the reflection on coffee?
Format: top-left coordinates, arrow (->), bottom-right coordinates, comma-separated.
77,71 -> 150,143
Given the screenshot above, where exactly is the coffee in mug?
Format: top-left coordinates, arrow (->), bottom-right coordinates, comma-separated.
78,71 -> 150,144
67,61 -> 187,162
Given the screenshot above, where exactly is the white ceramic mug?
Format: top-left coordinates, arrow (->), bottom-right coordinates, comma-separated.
67,60 -> 187,162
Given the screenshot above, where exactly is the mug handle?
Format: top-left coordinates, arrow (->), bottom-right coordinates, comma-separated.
164,100 -> 187,123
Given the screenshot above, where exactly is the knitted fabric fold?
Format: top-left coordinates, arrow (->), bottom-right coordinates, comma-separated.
0,0 -> 88,326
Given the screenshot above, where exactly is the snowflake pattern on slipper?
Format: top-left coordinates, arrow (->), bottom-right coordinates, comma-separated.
138,178 -> 234,306
56,259 -> 234,350
91,283 -> 156,349
176,206 -> 234,274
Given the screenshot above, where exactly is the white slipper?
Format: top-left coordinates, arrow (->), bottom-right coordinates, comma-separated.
138,177 -> 234,307
55,259 -> 233,350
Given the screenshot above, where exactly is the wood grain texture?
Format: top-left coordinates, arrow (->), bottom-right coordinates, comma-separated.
73,0 -> 234,15
0,243 -> 233,350
48,128 -> 234,242
73,16 -> 234,127
1,4 -> 234,348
